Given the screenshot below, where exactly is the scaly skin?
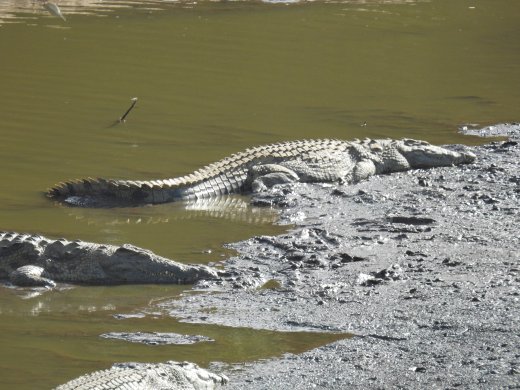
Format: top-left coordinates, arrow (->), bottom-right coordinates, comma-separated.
55,361 -> 228,390
0,231 -> 217,287
47,138 -> 476,207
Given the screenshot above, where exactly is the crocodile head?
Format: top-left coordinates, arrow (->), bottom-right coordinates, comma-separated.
99,244 -> 218,284
392,139 -> 476,168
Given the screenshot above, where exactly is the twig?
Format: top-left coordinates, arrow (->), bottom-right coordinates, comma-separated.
119,97 -> 138,123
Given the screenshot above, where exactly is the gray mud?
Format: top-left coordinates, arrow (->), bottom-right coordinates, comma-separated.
159,126 -> 520,389
459,122 -> 520,139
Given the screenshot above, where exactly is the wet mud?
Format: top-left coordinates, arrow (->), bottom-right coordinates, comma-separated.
158,125 -> 520,388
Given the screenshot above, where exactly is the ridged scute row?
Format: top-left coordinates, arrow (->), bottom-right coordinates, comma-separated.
45,138 -> 476,206
47,139 -> 353,204
55,360 -> 229,390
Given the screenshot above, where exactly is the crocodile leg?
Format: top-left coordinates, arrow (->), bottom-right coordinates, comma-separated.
9,265 -> 56,288
246,164 -> 300,193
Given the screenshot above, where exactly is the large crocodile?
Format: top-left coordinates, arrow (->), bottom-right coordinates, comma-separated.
0,231 -> 217,287
48,138 -> 476,207
55,360 -> 228,390
3,139 -> 475,286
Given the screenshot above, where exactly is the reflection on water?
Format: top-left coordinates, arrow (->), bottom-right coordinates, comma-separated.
65,196 -> 280,226
0,0 -> 162,24
0,0 -> 519,388
0,284 -> 349,389
0,0 -> 427,25
0,282 -> 186,316
46,196 -> 284,262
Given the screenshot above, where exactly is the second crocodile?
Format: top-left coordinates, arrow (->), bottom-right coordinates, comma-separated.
0,231 -> 217,287
48,138 -> 476,207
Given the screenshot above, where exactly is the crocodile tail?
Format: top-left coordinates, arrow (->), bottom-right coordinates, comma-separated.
48,178 -> 110,198
48,178 -> 151,203
47,177 -> 191,205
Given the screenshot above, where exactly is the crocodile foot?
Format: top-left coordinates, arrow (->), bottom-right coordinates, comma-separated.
10,265 -> 56,288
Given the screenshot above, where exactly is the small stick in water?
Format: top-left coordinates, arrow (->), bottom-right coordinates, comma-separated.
119,97 -> 138,123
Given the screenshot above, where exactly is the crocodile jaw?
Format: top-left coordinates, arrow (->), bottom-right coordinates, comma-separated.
102,244 -> 218,284
396,140 -> 476,168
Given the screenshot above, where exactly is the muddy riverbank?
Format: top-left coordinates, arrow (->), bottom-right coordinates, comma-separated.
1,0 -> 519,386
156,126 -> 520,388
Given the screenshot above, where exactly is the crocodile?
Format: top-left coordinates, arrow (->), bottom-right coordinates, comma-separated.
0,231 -> 217,287
55,360 -> 228,390
47,138 -> 476,207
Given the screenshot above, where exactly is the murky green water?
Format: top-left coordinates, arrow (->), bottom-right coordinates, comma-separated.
0,284 -> 348,389
0,0 -> 519,388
